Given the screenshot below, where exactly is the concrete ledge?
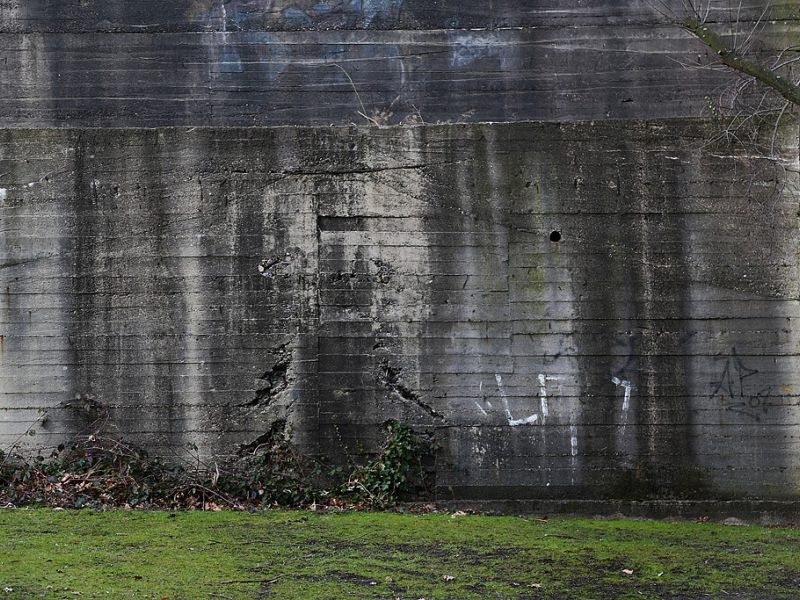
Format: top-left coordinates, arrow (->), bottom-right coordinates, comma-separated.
438,499 -> 800,525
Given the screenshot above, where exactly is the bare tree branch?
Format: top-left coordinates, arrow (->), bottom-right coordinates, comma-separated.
684,16 -> 800,106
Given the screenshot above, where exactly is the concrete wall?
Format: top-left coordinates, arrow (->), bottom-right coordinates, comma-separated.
2,120 -> 799,502
2,1 -> 799,127
2,1 -> 800,505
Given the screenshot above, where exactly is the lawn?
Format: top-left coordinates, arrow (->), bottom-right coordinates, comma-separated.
0,509 -> 797,599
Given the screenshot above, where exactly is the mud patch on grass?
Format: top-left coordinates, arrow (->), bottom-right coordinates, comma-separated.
329,571 -> 379,586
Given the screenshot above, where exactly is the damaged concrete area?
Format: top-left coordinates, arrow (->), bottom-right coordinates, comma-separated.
378,359 -> 444,421
1,118 -> 799,509
241,343 -> 292,409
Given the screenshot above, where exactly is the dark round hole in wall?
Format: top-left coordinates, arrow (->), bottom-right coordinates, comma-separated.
549,230 -> 562,243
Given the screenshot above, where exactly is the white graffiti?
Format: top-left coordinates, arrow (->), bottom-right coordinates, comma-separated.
509,414 -> 538,426
537,373 -> 558,424
611,376 -> 635,424
495,374 -> 513,423
495,374 -> 539,426
570,423 -> 578,485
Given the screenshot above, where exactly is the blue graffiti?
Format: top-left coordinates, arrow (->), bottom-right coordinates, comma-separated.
209,0 -> 406,84
281,7 -> 313,27
347,0 -> 403,26
215,31 -> 290,82
450,33 -> 500,68
222,0 -> 263,29
219,49 -> 244,73
218,0 -> 404,30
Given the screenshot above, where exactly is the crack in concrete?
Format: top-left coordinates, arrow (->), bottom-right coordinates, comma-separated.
241,342 -> 292,408
378,359 -> 444,420
238,418 -> 287,456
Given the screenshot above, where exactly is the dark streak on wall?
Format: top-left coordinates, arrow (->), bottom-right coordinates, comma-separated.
1,121 -> 799,503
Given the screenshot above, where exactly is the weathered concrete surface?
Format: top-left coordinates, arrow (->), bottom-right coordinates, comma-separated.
1,0 -> 798,127
2,0 -> 797,31
2,120 -> 799,502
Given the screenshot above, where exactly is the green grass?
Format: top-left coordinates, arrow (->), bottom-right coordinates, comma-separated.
0,509 -> 798,599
